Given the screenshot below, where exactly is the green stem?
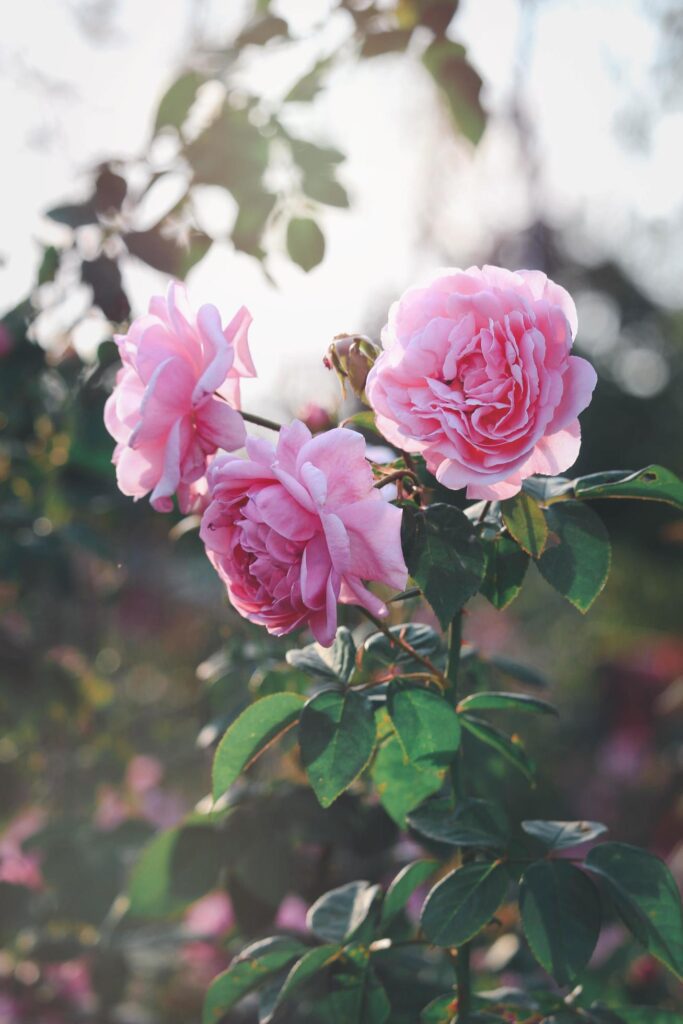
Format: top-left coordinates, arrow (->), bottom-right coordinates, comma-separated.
240,409 -> 283,432
446,613 -> 472,1023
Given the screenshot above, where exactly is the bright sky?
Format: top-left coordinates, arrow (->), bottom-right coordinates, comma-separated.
2,0 -> 681,414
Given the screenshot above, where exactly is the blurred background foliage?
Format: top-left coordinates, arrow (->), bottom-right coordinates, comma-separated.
0,0 -> 682,1020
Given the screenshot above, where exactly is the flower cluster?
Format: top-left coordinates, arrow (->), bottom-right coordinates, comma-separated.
105,267 -> 596,643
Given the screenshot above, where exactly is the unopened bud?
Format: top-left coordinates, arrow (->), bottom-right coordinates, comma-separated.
324,333 -> 380,399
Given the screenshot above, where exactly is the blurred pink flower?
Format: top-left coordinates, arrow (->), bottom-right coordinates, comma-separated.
275,894 -> 308,932
367,265 -> 596,499
44,960 -> 93,1011
0,809 -> 45,890
201,421 -> 407,645
126,754 -> 163,794
104,280 -> 255,512
185,891 -> 235,938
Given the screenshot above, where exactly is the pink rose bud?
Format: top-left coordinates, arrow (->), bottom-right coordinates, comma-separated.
299,402 -> 333,433
104,281 -> 256,512
366,266 -> 597,500
200,421 -> 407,646
324,333 -> 380,399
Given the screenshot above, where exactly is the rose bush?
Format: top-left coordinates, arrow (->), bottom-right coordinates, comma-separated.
366,265 -> 597,498
200,421 -> 407,645
104,281 -> 255,512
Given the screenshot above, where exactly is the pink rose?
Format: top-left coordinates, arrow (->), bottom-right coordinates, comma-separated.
200,421 -> 407,645
104,281 -> 255,512
366,266 -> 597,499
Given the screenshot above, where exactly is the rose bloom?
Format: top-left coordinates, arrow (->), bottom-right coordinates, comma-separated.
366,265 -> 597,499
104,281 -> 255,512
200,421 -> 407,645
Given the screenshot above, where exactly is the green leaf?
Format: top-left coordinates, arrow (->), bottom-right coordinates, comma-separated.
420,994 -> 459,1023
300,689 -> 376,807
371,734 -> 445,826
236,15 -> 289,46
501,491 -> 549,558
422,40 -> 485,144
388,683 -> 461,767
285,58 -> 330,102
362,623 -> 444,673
303,173 -> 349,208
169,825 -> 223,902
287,628 -> 356,684
521,820 -> 608,850
287,216 -> 325,271
266,944 -> 342,1020
537,502 -> 611,612
519,861 -> 601,985
232,191 -> 277,258
307,881 -> 381,944
212,693 -> 304,799
203,937 -> 305,1024
481,535 -> 530,610
573,464 -> 683,510
585,842 -> 683,979
460,716 -> 536,782
457,692 -> 557,716
127,828 -> 182,918
155,70 -> 205,133
408,797 -> 509,849
401,503 -> 486,627
46,200 -> 97,227
315,962 -> 390,1023
421,861 -> 508,946
381,859 -> 438,925
487,655 -> 549,690
608,1009 -> 683,1024
37,246 -> 59,285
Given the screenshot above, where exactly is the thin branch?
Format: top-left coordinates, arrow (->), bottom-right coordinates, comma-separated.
240,410 -> 283,432
373,468 -> 420,489
359,607 -> 448,688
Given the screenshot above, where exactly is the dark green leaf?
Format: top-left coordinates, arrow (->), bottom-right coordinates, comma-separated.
155,70 -> 206,133
520,861 -> 601,985
422,39 -> 485,144
300,689 -> 376,807
388,683 -> 461,767
522,474 -> 573,503
125,224 -> 211,276
203,937 -> 305,1024
420,993 -> 459,1023
371,734 -> 444,826
237,15 -> 289,46
266,944 -> 342,1020
537,502 -> 611,612
81,255 -> 130,321
170,825 -> 223,902
457,692 -> 557,716
481,534 -> 529,609
381,859 -> 438,925
303,173 -> 349,208
46,200 -> 97,227
212,693 -> 304,799
573,464 -> 683,510
421,861 -> 508,946
521,820 -> 607,850
401,503 -> 486,627
307,881 -> 381,944
408,797 -> 509,849
362,623 -> 444,673
287,216 -> 325,271
460,716 -> 536,782
487,654 -> 549,690
585,842 -> 683,979
315,962 -> 390,1023
38,246 -> 59,285
501,491 -> 549,558
609,1009 -> 683,1024
232,191 -> 277,257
